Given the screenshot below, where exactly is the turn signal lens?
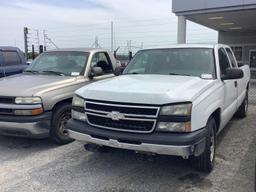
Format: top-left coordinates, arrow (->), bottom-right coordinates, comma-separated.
14,108 -> 44,116
31,108 -> 44,115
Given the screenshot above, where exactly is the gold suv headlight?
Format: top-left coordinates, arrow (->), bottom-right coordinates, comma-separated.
15,97 -> 42,104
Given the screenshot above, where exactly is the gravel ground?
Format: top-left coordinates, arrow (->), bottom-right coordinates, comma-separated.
0,107 -> 255,192
249,81 -> 256,104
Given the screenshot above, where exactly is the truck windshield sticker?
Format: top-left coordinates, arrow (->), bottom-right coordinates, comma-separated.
201,74 -> 213,79
71,72 -> 80,76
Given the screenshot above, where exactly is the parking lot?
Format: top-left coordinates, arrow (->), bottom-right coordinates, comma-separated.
0,106 -> 255,192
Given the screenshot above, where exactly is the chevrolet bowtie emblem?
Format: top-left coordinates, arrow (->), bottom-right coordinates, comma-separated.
107,111 -> 125,121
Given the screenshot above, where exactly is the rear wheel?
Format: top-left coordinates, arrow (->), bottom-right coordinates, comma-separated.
235,91 -> 248,118
190,117 -> 216,173
50,103 -> 74,145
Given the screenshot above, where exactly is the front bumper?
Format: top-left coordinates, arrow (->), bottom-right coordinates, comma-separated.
0,112 -> 52,138
67,119 -> 207,158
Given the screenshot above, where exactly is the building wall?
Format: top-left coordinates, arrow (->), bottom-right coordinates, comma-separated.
219,32 -> 256,65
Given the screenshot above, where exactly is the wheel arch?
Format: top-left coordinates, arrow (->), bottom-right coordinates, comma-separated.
209,108 -> 221,132
52,98 -> 73,113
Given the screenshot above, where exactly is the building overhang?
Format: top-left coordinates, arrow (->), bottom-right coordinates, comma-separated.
172,0 -> 256,33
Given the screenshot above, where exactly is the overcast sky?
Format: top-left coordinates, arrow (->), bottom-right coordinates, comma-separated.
0,0 -> 217,52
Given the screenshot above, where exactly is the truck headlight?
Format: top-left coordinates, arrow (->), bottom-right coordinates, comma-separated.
72,95 -> 85,107
160,103 -> 192,116
72,110 -> 87,122
15,97 -> 42,104
156,122 -> 191,132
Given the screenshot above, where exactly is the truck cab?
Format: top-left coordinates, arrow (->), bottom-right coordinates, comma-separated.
67,44 -> 250,172
0,47 -> 27,77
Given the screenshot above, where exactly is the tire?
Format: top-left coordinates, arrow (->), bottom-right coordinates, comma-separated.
50,102 -> 74,145
235,91 -> 249,118
190,117 -> 217,173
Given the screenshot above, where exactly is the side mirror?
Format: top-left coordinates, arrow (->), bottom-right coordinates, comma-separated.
221,68 -> 244,80
89,67 -> 103,79
114,66 -> 125,76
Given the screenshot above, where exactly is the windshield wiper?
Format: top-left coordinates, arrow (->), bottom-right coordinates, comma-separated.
23,70 -> 39,74
41,71 -> 65,76
124,72 -> 140,75
169,73 -> 192,77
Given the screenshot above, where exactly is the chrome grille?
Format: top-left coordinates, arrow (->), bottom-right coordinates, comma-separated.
85,100 -> 160,133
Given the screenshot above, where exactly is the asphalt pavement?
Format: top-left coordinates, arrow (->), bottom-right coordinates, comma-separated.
0,107 -> 255,192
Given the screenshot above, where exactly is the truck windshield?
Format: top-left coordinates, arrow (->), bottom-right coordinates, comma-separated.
25,51 -> 89,76
123,48 -> 216,78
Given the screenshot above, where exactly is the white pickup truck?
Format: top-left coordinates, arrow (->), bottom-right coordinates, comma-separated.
67,44 -> 250,172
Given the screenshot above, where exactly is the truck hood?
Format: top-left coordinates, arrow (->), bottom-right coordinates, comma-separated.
0,74 -> 77,96
76,75 -> 216,105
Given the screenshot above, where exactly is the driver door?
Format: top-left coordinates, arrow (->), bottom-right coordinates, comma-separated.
219,48 -> 237,124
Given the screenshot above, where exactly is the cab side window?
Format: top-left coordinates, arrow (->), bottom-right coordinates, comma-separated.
225,48 -> 237,68
2,51 -> 21,66
91,52 -> 113,74
218,48 -> 231,75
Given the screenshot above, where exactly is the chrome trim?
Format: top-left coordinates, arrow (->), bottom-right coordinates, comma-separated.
86,112 -> 157,133
68,130 -> 195,157
0,103 -> 42,110
85,101 -> 160,118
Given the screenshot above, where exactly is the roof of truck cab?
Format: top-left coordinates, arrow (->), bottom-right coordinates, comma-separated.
46,48 -> 110,53
143,44 -> 227,50
0,46 -> 22,51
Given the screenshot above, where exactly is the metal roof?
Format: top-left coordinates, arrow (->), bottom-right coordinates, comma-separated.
0,46 -> 22,51
172,0 -> 256,32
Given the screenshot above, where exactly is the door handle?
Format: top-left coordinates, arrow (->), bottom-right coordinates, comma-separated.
234,81 -> 238,87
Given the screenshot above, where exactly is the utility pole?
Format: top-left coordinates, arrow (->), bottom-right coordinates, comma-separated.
23,27 -> 28,60
36,29 -> 40,51
44,32 -> 58,49
91,36 -> 101,48
127,40 -> 132,51
43,30 -> 47,51
95,36 -> 99,48
32,44 -> 35,59
114,32 -> 117,51
111,21 -> 114,52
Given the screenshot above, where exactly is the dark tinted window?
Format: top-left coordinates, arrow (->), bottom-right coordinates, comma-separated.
124,48 -> 216,78
218,48 -> 231,75
2,51 -> 21,66
0,52 -> 3,66
226,48 -> 237,68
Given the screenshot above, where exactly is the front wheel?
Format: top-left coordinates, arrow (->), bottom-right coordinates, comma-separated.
50,103 -> 74,145
190,117 -> 216,173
